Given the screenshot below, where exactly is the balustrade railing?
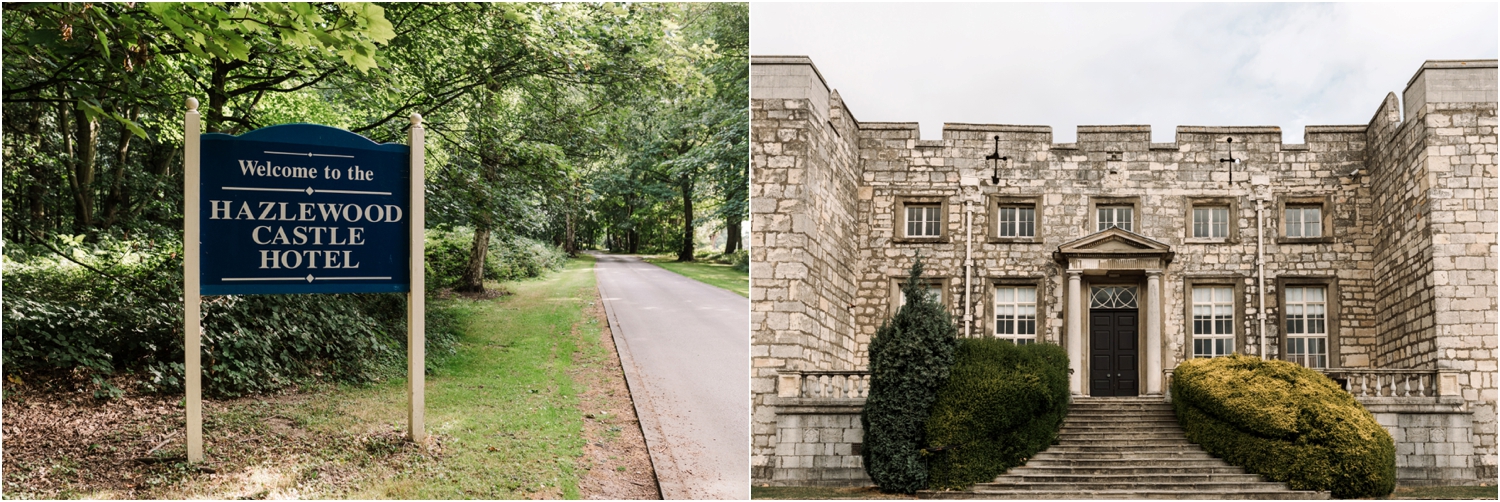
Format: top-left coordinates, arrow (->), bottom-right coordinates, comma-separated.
1322,368 -> 1441,398
778,370 -> 871,399
1165,366 -> 1451,401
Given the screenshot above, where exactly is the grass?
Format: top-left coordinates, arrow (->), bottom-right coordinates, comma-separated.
752,485 -> 916,499
1383,484 -> 1497,499
323,257 -> 602,498
136,258 -> 607,499
643,254 -> 749,297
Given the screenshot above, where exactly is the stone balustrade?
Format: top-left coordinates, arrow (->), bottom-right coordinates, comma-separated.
1322,368 -> 1456,399
778,370 -> 871,399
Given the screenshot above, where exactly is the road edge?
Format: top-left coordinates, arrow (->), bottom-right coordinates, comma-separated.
592,255 -> 688,500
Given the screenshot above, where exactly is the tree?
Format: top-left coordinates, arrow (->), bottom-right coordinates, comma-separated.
861,256 -> 959,494
3,2 -> 395,239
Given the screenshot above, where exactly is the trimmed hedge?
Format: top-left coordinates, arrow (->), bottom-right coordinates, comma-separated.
925,339 -> 1070,490
861,258 -> 959,494
1171,355 -> 1395,498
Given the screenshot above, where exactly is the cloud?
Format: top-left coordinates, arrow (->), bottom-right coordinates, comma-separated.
752,3 -> 1497,143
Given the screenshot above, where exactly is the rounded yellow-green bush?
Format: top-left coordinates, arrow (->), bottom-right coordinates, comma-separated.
1171,355 -> 1395,498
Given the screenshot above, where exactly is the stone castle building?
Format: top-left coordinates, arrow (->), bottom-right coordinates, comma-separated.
750,56 -> 1497,486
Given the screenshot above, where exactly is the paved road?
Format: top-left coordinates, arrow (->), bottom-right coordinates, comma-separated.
590,253 -> 748,500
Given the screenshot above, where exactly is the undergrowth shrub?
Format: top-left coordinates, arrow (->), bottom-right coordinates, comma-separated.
425,228 -> 567,288
2,235 -> 466,398
925,339 -> 1069,490
861,258 -> 958,494
1171,354 -> 1395,498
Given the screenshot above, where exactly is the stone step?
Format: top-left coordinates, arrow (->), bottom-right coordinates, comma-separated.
973,481 -> 1307,491
1042,444 -> 1208,453
1038,455 -> 1224,461
1074,410 -> 1176,419
1056,437 -> 1194,446
990,473 -> 1268,484
919,489 -> 1329,499
1014,464 -> 1248,476
1057,430 -> 1187,438
1026,464 -> 1236,473
1065,412 -> 1177,419
1024,459 -> 1239,469
1059,427 -> 1183,434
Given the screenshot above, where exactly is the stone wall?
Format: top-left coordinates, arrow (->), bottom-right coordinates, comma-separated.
763,400 -> 870,486
1403,61 -> 1498,477
750,56 -> 864,480
849,122 -> 1376,374
1366,399 -> 1482,484
750,57 -> 1498,485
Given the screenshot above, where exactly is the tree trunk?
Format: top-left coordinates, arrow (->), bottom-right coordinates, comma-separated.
723,219 -> 741,255
565,210 -> 577,256
677,176 -> 694,262
102,106 -> 139,229
456,226 -> 490,293
67,107 -> 100,236
628,229 -> 639,254
26,104 -> 47,242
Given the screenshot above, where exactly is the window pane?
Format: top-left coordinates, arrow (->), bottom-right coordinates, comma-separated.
1019,208 -> 1035,237
1118,208 -> 1132,231
1287,209 -> 1302,237
1306,208 -> 1322,237
1193,208 -> 1208,238
1018,287 -> 1036,303
1212,207 -> 1228,238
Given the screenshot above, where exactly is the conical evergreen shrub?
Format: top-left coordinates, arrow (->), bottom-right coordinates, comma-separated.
861,257 -> 959,494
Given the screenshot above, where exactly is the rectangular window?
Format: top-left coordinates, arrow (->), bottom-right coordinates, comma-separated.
995,286 -> 1037,345
996,207 -> 1036,238
1192,286 -> 1234,358
1193,207 -> 1230,239
1097,206 -> 1133,232
906,205 -> 941,237
900,206 -> 936,238
1285,286 -> 1328,368
1286,206 -> 1322,238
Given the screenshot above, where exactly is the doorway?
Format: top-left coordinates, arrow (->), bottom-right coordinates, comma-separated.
1090,308 -> 1139,396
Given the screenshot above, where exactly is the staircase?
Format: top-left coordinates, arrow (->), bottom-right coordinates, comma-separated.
920,397 -> 1329,499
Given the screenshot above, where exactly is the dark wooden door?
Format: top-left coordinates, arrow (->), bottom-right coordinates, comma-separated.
1090,309 -> 1139,397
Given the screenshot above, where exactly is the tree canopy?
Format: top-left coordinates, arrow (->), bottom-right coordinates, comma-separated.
3,2 -> 748,291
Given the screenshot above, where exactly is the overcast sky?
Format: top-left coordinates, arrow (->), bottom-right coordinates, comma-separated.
751,3 -> 1498,143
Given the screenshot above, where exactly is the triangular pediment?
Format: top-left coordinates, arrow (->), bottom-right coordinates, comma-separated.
1058,227 -> 1172,253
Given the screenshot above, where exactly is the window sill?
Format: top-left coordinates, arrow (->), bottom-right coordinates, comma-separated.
893,236 -> 950,244
1183,238 -> 1237,245
1276,237 -> 1333,245
987,237 -> 1041,244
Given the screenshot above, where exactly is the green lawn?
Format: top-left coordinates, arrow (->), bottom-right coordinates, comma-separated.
643,255 -> 749,297
158,258 -> 613,499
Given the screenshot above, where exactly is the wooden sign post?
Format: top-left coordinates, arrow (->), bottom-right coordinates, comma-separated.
182,99 -> 426,462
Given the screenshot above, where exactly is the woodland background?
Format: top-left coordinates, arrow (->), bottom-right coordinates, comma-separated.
1,2 -> 748,396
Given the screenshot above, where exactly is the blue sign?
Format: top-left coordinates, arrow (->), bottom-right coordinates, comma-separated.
199,124 -> 410,295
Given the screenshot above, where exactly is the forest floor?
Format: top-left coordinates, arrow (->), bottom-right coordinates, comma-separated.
642,254 -> 748,297
1,258 -> 659,499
